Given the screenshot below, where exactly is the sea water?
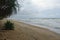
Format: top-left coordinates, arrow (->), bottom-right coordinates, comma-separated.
9,18 -> 60,34
19,18 -> 60,34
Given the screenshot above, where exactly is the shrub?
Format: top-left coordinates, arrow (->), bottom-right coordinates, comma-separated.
4,21 -> 14,30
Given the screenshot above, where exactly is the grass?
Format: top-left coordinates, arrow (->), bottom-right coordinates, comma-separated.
4,21 -> 14,30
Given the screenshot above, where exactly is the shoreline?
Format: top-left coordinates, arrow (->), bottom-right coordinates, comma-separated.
0,19 -> 60,40
16,20 -> 60,34
6,19 -> 60,34
4,19 -> 60,34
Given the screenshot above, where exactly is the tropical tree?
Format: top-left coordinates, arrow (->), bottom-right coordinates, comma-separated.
0,0 -> 19,20
0,0 -> 19,29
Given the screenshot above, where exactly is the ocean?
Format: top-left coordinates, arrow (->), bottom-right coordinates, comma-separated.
17,18 -> 60,34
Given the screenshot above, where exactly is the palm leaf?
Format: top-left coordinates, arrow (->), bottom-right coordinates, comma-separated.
0,0 -> 19,19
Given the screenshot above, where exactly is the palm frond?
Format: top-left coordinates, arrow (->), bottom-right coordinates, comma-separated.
0,0 -> 19,19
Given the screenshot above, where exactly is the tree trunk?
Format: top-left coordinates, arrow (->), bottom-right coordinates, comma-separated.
0,20 -> 3,30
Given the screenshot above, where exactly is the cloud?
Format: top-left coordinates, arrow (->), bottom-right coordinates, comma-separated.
10,0 -> 60,19
31,0 -> 60,9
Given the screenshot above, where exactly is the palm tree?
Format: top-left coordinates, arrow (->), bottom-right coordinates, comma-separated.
0,0 -> 19,20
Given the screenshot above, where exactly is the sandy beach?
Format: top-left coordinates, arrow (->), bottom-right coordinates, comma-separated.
0,20 -> 60,40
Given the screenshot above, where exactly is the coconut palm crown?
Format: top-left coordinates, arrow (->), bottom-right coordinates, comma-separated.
0,0 -> 19,19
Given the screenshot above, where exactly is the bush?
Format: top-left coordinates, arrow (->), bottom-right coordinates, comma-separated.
4,21 -> 14,30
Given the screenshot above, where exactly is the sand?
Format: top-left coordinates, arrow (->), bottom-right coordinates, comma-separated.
0,20 -> 60,40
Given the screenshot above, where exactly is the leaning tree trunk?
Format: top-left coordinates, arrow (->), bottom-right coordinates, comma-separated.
0,20 -> 3,29
0,18 -> 5,30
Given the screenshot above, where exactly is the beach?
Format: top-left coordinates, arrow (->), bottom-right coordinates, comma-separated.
18,18 -> 60,34
0,20 -> 60,40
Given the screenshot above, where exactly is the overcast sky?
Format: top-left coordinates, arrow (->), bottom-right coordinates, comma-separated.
10,0 -> 60,19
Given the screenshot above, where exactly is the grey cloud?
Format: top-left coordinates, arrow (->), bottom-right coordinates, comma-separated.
10,0 -> 60,19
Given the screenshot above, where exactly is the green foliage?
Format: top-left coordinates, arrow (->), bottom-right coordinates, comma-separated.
4,21 -> 14,30
0,0 -> 19,20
